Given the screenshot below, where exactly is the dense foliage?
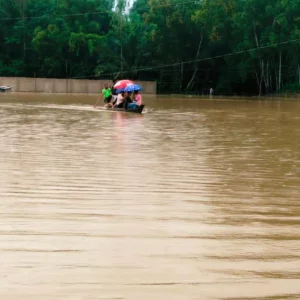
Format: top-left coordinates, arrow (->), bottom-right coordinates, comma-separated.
1,0 -> 300,95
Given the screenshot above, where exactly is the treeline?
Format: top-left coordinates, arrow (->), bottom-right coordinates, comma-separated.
0,0 -> 300,95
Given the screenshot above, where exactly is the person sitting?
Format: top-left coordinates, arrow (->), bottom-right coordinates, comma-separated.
112,95 -> 118,106
127,90 -> 142,109
113,91 -> 125,108
124,92 -> 133,110
111,80 -> 117,104
134,90 -> 142,106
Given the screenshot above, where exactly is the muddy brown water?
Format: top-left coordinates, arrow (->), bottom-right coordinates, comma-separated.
1,93 -> 300,300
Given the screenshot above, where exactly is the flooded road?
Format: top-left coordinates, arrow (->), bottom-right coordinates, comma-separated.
1,93 -> 300,300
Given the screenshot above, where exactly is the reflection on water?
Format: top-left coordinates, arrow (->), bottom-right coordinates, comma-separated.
1,94 -> 300,300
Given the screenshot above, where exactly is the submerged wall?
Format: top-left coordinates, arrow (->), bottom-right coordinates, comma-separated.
0,77 -> 157,94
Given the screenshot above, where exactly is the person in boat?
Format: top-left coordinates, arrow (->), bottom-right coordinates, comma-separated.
113,91 -> 125,108
94,83 -> 112,108
127,90 -> 142,109
134,90 -> 142,106
111,80 -> 118,105
124,92 -> 133,110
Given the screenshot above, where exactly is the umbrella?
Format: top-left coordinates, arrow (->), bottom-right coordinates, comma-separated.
114,79 -> 134,90
115,88 -> 125,94
124,84 -> 142,92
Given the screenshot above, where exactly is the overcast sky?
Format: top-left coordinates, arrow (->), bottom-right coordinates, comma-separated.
114,0 -> 134,11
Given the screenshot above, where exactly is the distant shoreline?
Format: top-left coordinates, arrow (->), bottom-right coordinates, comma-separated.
0,77 -> 156,95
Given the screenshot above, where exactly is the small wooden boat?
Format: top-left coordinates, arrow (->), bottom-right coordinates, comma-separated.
0,86 -> 12,92
98,104 -> 145,114
114,104 -> 145,114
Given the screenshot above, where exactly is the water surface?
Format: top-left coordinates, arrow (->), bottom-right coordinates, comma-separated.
1,93 -> 300,300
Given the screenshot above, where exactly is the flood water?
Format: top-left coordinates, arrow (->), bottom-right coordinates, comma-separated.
1,93 -> 300,300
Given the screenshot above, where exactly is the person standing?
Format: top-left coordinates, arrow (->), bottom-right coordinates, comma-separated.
94,83 -> 112,108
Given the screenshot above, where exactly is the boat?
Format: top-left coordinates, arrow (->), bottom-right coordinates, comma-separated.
114,104 -> 145,114
98,104 -> 145,114
0,86 -> 12,92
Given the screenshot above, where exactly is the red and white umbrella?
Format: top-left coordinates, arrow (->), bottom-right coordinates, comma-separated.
114,79 -> 134,90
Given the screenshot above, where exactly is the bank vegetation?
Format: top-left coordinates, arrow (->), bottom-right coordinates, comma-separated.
0,0 -> 300,95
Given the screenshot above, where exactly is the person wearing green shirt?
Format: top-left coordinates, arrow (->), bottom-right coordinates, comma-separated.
94,83 -> 112,108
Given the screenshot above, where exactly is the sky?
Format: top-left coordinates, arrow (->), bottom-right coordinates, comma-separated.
114,0 -> 134,12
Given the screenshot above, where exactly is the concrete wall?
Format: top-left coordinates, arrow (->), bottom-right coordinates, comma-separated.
0,77 -> 157,94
